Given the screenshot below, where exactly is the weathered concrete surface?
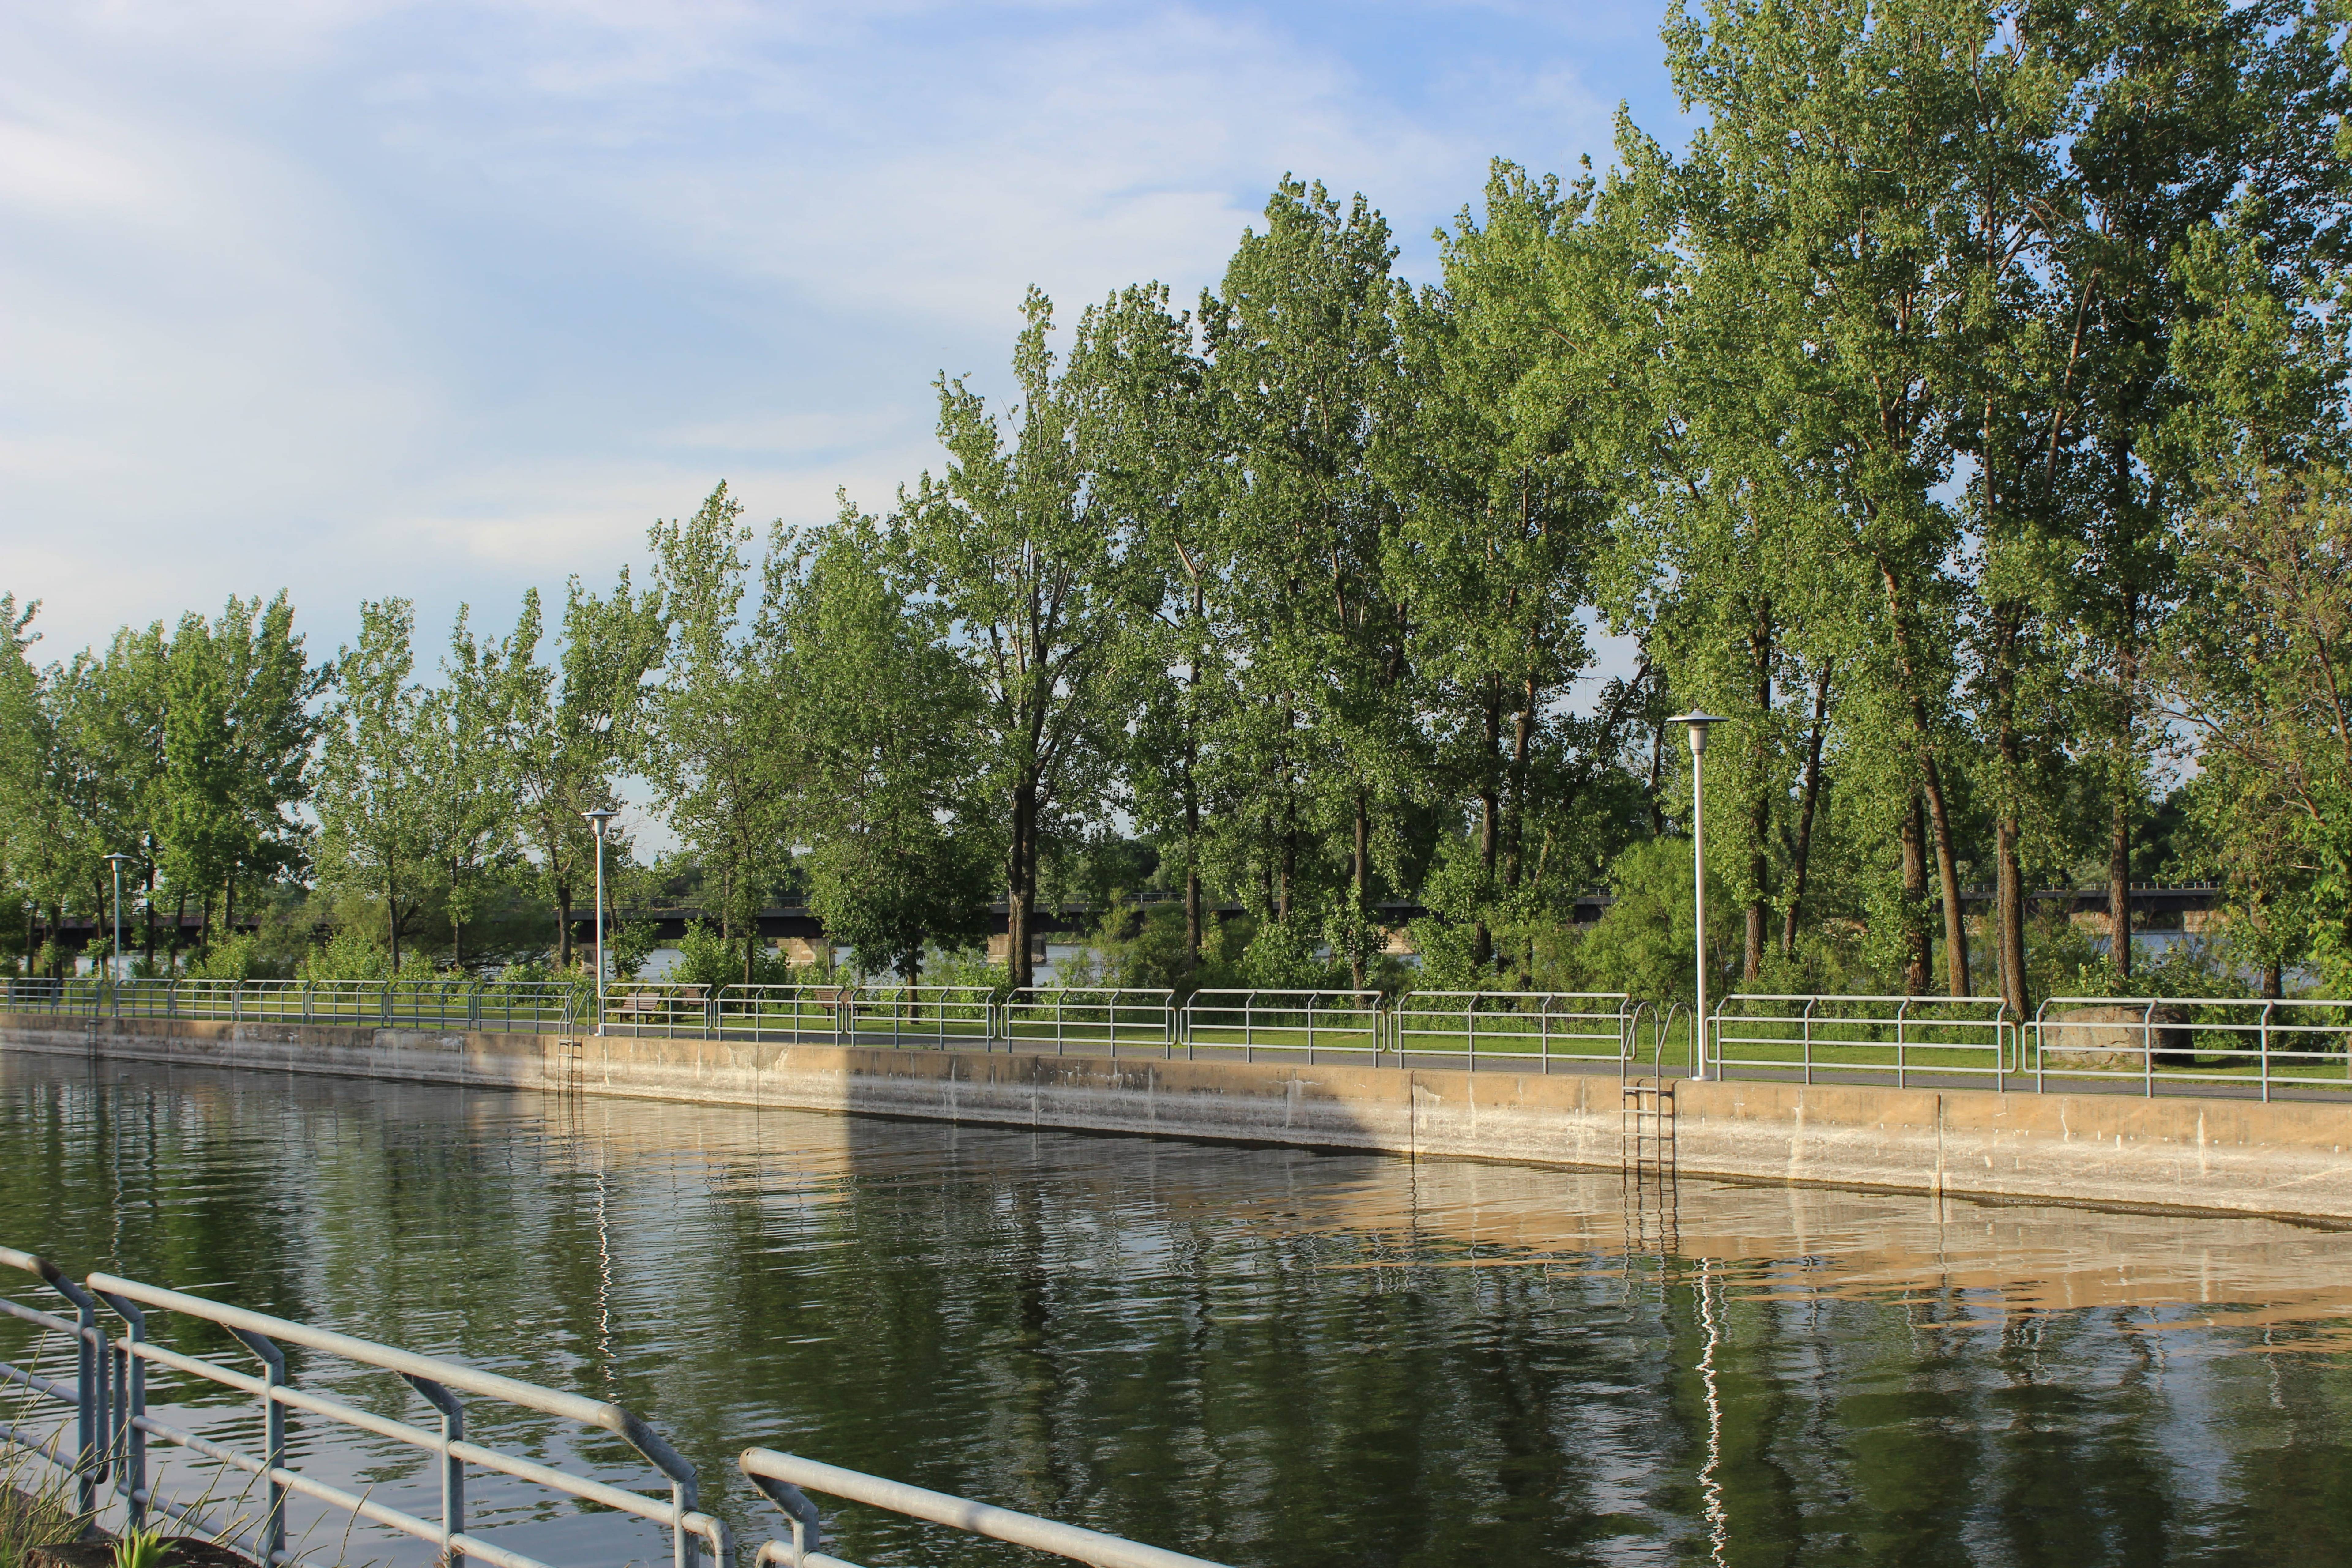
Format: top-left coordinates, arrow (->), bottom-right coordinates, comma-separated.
6,1011 -> 2351,1223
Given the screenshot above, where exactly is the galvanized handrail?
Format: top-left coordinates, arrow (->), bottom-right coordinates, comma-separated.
997,988 -> 1177,1058
1389,992 -> 1635,1073
841,986 -> 998,1050
713,983 -> 859,1045
82,1270 -> 726,1568
740,1448 -> 1230,1568
1708,994 -> 2014,1087
2030,995 -> 2352,1100
0,1247 -> 107,1514
1180,989 -> 1383,1064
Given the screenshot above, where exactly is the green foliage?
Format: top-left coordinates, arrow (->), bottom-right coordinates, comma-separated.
300,927 -> 395,983
112,1526 -> 169,1568
11,2 -> 2352,1007
670,921 -> 793,989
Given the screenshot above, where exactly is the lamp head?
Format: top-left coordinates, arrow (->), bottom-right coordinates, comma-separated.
102,853 -> 134,865
581,807 -> 620,837
1669,711 -> 1727,758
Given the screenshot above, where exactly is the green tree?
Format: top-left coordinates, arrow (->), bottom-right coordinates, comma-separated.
315,599 -> 438,971
914,292 -> 1140,993
772,506 -> 993,984
1200,179 -> 1412,985
646,484 -> 791,983
486,577 -> 665,970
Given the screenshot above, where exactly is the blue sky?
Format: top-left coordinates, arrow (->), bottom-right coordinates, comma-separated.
2,1 -> 1689,665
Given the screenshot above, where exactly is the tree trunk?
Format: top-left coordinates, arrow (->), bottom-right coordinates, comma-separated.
1993,602 -> 2029,1018
142,864 -> 157,974
1474,680 -> 1500,970
1008,779 -> 1036,993
1780,663 -> 1831,958
2262,956 -> 2283,999
1879,559 -> 1969,996
1743,600 -> 1774,981
2109,798 -> 2133,981
1920,754 -> 1972,996
556,883 -> 575,971
1901,793 -> 1931,995
387,895 -> 401,974
1352,789 -> 1370,990
171,891 -> 187,966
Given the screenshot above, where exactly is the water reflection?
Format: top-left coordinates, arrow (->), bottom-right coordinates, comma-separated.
2,1054 -> 2350,1566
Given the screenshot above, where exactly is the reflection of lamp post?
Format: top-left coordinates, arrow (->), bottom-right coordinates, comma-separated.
1671,713 -> 1726,1077
582,809 -> 618,1035
102,854 -> 134,984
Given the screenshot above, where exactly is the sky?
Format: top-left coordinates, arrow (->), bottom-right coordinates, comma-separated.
0,0 -> 1690,669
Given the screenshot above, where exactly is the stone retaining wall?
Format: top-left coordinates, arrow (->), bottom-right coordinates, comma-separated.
6,1011 -> 2350,1224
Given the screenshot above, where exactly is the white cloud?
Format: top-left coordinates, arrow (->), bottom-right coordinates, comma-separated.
0,0 -> 1654,660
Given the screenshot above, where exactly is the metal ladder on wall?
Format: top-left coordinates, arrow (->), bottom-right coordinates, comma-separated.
1620,1076 -> 1679,1255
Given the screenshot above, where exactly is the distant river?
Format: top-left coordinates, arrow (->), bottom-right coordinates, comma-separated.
2,1053 -> 2350,1567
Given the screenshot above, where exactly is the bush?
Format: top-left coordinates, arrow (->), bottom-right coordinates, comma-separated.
670,921 -> 794,988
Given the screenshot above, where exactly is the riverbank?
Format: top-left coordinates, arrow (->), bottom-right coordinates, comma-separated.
5,1010 -> 2350,1224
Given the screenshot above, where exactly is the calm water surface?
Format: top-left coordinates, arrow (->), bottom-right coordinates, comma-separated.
3,1054 -> 2352,1567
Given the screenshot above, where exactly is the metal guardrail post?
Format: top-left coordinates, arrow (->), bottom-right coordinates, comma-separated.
2143,998 -> 2157,1098
92,1286 -> 149,1532
224,1325 -> 290,1563
0,1248 -> 109,1515
400,1373 -> 467,1568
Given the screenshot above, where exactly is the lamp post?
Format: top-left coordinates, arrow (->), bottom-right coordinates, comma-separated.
102,854 -> 134,985
1671,713 -> 1726,1077
582,808 -> 618,1035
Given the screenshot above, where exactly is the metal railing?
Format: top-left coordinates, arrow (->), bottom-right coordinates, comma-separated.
1707,995 -> 2016,1087
0,1254 -> 724,1568
842,986 -> 996,1049
1390,992 -> 1636,1072
0,978 -> 583,1035
2,1252 -> 1224,1568
605,982 -> 717,1037
740,1449 -> 1229,1568
0,1248 -> 106,1516
2029,996 -> 2352,1100
997,989 -> 1176,1056
714,984 -> 858,1045
1180,990 -> 1383,1063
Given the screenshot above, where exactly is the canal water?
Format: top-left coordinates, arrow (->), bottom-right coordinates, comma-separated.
3,1053 -> 2351,1567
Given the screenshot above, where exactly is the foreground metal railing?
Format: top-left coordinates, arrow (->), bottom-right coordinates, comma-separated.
0,1252 -> 1229,1568
1390,992 -> 1636,1072
0,1253 -> 722,1568
1707,995 -> 2015,1087
740,1449 -> 1228,1568
2029,996 -> 2352,1100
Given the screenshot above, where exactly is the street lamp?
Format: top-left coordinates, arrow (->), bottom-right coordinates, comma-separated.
1671,713 -> 1726,1078
582,808 -> 619,1035
102,854 -> 134,985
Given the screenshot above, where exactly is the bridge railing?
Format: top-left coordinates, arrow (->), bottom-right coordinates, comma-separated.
2029,996 -> 2352,1100
1707,995 -> 2016,1086
998,988 -> 1176,1056
1391,992 -> 1636,1072
844,986 -> 998,1049
1181,990 -> 1384,1063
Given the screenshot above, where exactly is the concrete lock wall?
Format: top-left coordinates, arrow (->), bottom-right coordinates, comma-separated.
6,1012 -> 2352,1225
